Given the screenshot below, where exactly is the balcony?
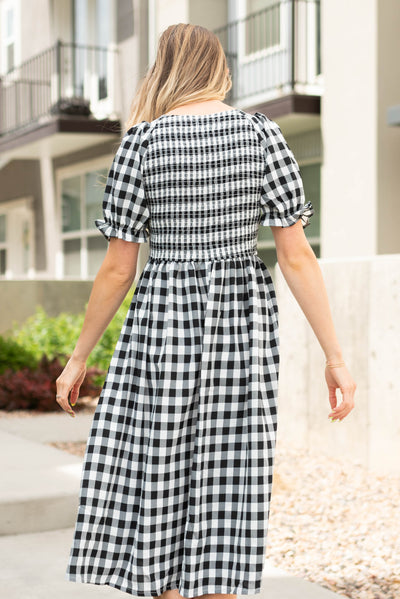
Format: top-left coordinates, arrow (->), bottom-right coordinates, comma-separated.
213,0 -> 322,129
0,40 -> 121,161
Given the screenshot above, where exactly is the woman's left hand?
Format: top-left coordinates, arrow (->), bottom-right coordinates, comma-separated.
56,356 -> 87,417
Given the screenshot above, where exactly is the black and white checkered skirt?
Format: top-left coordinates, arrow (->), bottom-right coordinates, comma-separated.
65,109 -> 314,597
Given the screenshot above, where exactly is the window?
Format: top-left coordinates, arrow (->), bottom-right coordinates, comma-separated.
1,0 -> 20,75
59,162 -> 109,278
245,0 -> 281,55
95,0 -> 111,100
72,0 -> 113,101
237,0 -> 284,64
257,162 -> 321,273
72,0 -> 87,97
5,6 -> 14,70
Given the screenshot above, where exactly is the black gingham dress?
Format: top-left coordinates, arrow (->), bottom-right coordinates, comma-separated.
65,109 -> 314,597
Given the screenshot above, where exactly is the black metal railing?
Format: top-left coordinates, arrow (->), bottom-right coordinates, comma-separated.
0,40 -> 117,137
213,0 -> 321,105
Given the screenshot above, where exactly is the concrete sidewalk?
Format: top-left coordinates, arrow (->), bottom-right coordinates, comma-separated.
0,412 -> 343,598
0,427 -> 86,535
0,411 -> 95,534
0,528 -> 343,599
0,409 -> 95,443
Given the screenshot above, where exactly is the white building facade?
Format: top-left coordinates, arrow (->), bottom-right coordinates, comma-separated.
1,0 -> 398,280
1,0 -> 400,472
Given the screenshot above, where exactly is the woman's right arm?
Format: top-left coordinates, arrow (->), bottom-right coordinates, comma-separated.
271,220 -> 356,422
55,238 -> 141,416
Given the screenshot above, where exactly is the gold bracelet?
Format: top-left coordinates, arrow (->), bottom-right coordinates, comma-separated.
325,361 -> 345,368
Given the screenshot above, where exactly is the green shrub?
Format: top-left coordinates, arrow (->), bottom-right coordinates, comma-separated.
10,285 -> 137,385
11,308 -> 84,366
0,335 -> 38,374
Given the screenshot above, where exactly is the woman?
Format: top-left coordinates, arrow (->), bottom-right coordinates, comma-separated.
60,23 -> 356,599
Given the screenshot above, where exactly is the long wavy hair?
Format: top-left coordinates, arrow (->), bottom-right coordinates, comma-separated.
124,23 -> 232,131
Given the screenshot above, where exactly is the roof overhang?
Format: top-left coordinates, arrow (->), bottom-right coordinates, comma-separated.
0,115 -> 122,164
245,93 -> 321,135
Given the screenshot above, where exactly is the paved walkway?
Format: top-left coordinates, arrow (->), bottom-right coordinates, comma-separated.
0,412 -> 343,598
0,527 -> 342,599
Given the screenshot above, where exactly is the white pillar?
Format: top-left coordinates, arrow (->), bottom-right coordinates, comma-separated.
321,0 -> 378,258
39,156 -> 59,277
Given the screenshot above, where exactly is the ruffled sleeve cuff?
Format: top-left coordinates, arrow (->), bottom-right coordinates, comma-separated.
95,218 -> 150,243
259,199 -> 315,229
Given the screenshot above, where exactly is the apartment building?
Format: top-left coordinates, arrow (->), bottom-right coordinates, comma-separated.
0,0 -> 399,282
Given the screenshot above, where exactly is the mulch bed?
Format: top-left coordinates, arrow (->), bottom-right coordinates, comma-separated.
0,396 -> 98,418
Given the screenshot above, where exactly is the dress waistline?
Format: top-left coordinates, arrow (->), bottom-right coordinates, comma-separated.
148,248 -> 259,263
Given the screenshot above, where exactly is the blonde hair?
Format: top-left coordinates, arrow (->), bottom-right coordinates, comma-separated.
125,23 -> 232,131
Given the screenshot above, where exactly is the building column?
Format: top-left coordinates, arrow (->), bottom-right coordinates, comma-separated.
321,0 -> 378,258
39,156 -> 59,277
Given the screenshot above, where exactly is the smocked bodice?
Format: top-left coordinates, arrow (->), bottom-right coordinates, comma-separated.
142,111 -> 263,261
95,109 -> 314,260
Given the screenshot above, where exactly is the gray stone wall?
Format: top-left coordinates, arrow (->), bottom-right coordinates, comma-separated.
0,281 -> 93,335
274,254 -> 400,476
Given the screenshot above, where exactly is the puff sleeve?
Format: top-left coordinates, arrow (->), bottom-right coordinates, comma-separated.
95,122 -> 151,243
254,112 -> 314,228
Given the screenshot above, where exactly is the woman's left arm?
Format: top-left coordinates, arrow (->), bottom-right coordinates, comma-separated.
56,238 -> 141,416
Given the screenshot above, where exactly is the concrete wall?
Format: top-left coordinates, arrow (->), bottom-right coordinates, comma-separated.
274,254 -> 400,476
0,280 -> 93,335
0,256 -> 149,335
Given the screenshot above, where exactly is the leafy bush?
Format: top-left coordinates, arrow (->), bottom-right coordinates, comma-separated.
11,308 -> 82,366
0,355 -> 104,412
11,285 -> 136,382
0,284 -> 137,410
0,336 -> 38,375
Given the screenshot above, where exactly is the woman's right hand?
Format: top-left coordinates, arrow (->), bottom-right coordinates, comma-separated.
56,355 -> 87,417
325,363 -> 356,421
